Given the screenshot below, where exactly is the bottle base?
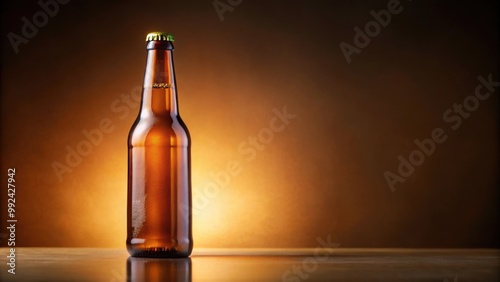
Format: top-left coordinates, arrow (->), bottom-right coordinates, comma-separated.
127,246 -> 192,258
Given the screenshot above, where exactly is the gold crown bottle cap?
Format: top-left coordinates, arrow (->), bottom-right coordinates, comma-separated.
146,32 -> 175,42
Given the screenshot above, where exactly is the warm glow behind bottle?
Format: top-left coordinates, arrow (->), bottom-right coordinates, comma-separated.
126,32 -> 192,258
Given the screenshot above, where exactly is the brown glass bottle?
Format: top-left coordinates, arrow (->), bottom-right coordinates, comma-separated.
127,32 -> 192,258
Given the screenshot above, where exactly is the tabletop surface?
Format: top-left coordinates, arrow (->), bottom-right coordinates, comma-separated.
0,248 -> 498,281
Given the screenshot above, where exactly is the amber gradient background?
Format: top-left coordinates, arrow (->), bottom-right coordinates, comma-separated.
1,0 -> 498,248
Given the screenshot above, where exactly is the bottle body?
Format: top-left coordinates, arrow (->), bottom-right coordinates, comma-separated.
127,33 -> 192,258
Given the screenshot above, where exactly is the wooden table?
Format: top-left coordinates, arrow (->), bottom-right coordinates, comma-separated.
0,248 -> 498,281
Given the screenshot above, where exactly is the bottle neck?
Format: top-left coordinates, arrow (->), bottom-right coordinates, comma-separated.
141,47 -> 178,117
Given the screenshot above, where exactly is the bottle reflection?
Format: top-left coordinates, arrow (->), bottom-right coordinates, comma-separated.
127,256 -> 191,282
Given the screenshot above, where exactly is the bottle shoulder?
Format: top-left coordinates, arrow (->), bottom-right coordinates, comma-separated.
128,116 -> 190,147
